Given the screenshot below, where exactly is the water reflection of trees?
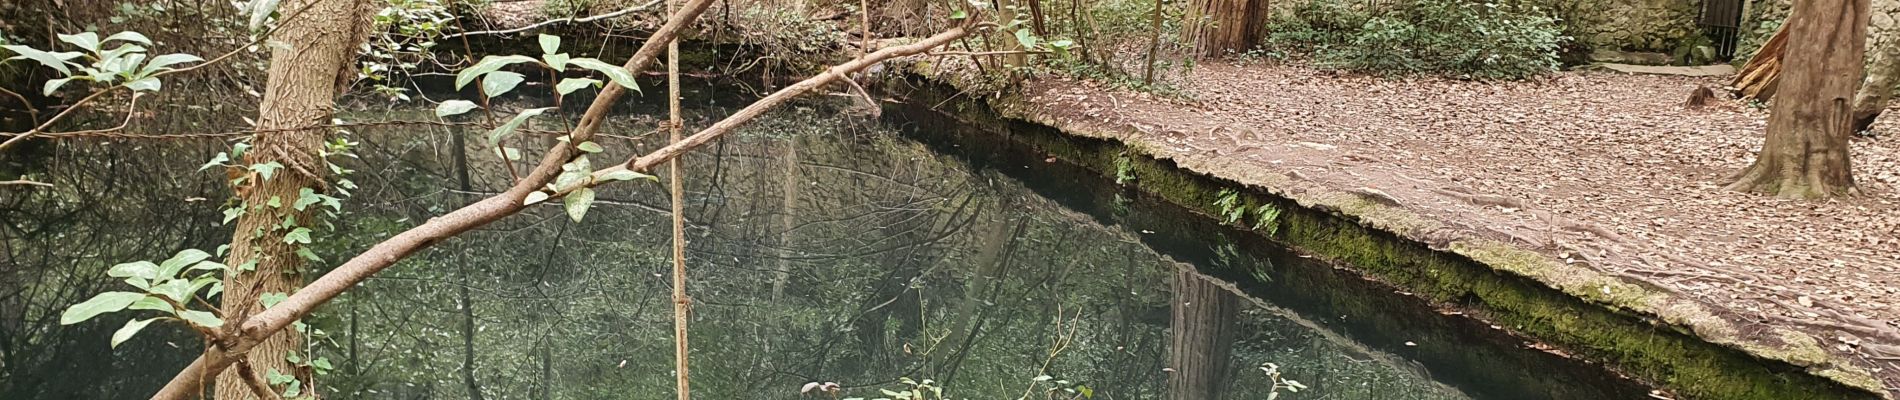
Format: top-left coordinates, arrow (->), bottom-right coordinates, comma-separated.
4,99 -> 1469,399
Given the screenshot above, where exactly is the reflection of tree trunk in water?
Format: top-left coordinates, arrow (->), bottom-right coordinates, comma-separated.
539,344 -> 553,400
1167,268 -> 1238,400
771,138 -> 800,300
453,128 -> 487,400
938,205 -> 1023,380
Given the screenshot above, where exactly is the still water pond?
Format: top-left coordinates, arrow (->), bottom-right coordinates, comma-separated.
0,89 -> 1646,399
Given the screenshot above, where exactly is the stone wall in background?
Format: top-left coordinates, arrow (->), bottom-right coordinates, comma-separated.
1537,0 -> 1705,54
1734,0 -> 1900,65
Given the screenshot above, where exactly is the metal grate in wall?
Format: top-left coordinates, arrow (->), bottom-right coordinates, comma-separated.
1699,0 -> 1745,59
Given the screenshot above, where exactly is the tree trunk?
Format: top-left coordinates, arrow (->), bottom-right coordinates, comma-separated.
1733,23 -> 1789,101
1183,0 -> 1266,58
214,0 -> 371,398
1166,267 -> 1237,400
1729,0 -> 1868,198
1853,19 -> 1900,132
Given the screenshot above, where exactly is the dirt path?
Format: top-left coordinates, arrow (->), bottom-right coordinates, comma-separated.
1014,62 -> 1900,388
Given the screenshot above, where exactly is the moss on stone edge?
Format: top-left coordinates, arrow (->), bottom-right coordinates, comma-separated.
893,69 -> 1887,399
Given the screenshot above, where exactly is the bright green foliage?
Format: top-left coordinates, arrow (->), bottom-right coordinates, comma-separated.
58,249 -> 232,347
1263,0 -> 1566,80
2,30 -> 202,95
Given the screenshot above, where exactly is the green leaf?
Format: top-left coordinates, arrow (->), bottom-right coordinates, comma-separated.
554,77 -> 599,95
128,296 -> 172,312
539,34 -> 561,55
249,162 -> 283,181
139,53 -> 203,75
484,107 -> 553,146
481,71 -> 525,97
3,45 -> 84,75
178,309 -> 223,328
293,187 -> 322,211
42,77 -> 75,96
434,100 -> 479,117
311,357 -> 333,370
260,292 -> 289,308
188,261 -> 228,272
124,77 -> 160,92
522,191 -> 551,205
107,261 -> 160,280
222,207 -> 244,224
951,10 -> 967,19
295,247 -> 322,262
248,0 -> 283,30
1015,28 -> 1038,49
60,292 -> 146,325
111,318 -> 159,348
454,55 -> 536,90
265,369 -> 295,385
199,152 -> 230,172
1049,39 -> 1074,48
104,31 -> 153,46
149,279 -> 193,302
568,58 -> 638,92
543,52 -> 571,70
493,147 -> 522,161
597,169 -> 654,182
576,141 -> 603,153
564,188 -> 595,222
283,227 -> 312,244
57,32 -> 102,52
158,249 -> 212,278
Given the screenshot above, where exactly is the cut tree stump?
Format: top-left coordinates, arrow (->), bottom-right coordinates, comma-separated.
1732,23 -> 1789,101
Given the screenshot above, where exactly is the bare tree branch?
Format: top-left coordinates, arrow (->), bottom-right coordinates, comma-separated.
234,360 -> 286,400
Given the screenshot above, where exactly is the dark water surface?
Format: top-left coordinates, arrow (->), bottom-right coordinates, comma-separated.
0,88 -> 1648,399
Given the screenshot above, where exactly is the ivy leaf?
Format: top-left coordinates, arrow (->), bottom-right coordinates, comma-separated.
522,191 -> 551,205
157,249 -> 212,278
2,45 -> 85,75
293,187 -> 322,211
124,77 -> 161,92
104,31 -> 153,46
576,141 -> 603,153
454,55 -> 536,89
178,309 -> 223,328
434,100 -> 479,117
259,292 -> 289,308
554,77 -> 599,95
222,207 -> 244,224
480,71 -> 525,98
295,247 -> 323,262
139,53 -> 204,76
568,58 -> 638,92
111,318 -> 159,348
564,187 -> 595,222
597,169 -> 655,182
484,107 -> 553,146
107,261 -> 160,280
283,227 -> 312,245
59,292 -> 146,325
198,152 -> 230,172
249,162 -> 283,181
539,34 -> 561,55
57,32 -> 103,53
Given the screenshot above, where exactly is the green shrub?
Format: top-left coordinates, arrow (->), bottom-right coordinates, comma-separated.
1262,0 -> 1566,80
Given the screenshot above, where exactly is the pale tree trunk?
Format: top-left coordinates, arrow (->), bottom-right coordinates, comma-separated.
770,138 -> 799,300
1729,0 -> 1869,198
1166,267 -> 1237,400
215,0 -> 371,398
1183,0 -> 1266,58
1853,2 -> 1900,132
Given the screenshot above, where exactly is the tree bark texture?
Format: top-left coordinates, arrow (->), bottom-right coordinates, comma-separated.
1166,267 -> 1237,400
1183,0 -> 1266,58
1729,0 -> 1868,198
215,0 -> 371,398
1733,23 -> 1788,101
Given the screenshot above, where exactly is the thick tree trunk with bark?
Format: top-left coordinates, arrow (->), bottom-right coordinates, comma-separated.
1183,0 -> 1266,58
215,0 -> 371,398
1166,268 -> 1237,400
1734,23 -> 1789,101
1729,0 -> 1868,198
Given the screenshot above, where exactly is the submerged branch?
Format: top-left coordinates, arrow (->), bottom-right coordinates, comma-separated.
442,0 -> 666,39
